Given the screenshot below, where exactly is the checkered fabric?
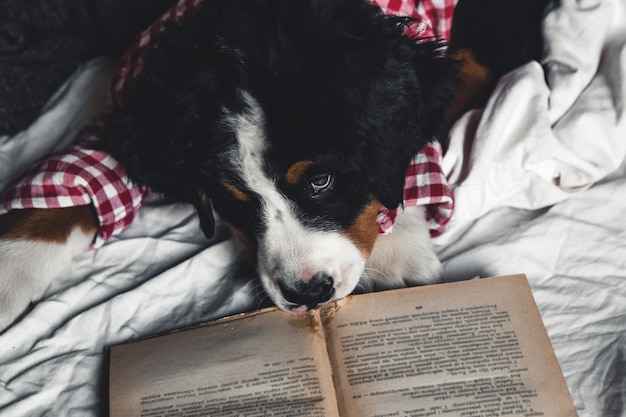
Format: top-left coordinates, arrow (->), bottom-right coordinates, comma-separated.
0,0 -> 456,246
374,0 -> 456,40
377,140 -> 453,237
0,123 -> 145,247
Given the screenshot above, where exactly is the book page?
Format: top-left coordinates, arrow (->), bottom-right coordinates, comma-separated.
109,308 -> 339,417
322,275 -> 578,417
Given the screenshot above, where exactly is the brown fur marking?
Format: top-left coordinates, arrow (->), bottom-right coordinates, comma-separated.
0,205 -> 98,243
344,199 -> 381,258
448,48 -> 494,125
221,182 -> 251,202
285,161 -> 313,185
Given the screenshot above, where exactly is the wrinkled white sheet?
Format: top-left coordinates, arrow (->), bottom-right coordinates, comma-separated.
1,1 -> 626,415
439,0 -> 626,244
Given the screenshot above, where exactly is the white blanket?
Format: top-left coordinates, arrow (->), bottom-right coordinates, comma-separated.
1,1 -> 625,416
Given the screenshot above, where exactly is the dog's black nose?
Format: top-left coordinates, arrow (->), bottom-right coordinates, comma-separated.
279,273 -> 335,308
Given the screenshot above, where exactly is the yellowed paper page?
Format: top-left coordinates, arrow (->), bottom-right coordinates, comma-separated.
109,308 -> 339,417
322,275 -> 578,417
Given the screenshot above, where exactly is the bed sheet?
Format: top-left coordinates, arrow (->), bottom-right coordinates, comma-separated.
1,1 -> 626,416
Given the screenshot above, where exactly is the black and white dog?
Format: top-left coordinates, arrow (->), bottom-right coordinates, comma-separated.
106,0 -> 457,312
0,0 -> 459,329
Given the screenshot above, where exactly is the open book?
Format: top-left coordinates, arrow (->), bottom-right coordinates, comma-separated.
109,274 -> 578,417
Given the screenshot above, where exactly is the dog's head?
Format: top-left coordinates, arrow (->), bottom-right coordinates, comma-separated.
107,0 -> 456,312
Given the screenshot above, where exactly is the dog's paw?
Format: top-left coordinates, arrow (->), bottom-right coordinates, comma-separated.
0,207 -> 97,332
362,205 -> 444,291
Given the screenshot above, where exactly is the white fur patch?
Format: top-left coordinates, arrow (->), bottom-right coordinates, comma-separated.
362,205 -> 443,291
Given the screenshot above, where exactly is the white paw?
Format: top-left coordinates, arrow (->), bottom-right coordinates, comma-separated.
361,205 -> 443,291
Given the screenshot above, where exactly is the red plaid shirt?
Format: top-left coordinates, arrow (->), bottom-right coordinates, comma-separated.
0,0 -> 456,246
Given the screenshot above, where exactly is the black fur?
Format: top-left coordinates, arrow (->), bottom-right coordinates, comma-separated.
106,0 -> 456,241
449,0 -> 551,77
0,0 -> 176,136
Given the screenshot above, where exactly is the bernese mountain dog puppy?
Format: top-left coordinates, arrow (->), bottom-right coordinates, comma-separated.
105,0 -> 457,312
0,0 -> 456,329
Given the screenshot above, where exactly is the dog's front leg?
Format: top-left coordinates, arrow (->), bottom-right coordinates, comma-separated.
0,206 -> 97,331
362,205 -> 443,292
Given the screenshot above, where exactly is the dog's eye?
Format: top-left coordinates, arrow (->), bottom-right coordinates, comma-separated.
310,174 -> 332,194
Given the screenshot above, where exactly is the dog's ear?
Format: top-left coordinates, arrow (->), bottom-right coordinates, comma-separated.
357,37 -> 457,211
412,41 -> 459,147
105,6 -> 240,238
105,61 -> 223,235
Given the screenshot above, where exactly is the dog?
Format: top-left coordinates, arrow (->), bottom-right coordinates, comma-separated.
0,0 -> 549,330
104,0 -> 457,312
